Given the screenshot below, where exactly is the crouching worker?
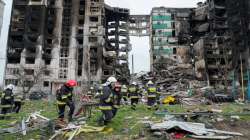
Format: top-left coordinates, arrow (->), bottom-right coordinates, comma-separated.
98,76 -> 117,126
1,84 -> 14,119
56,80 -> 77,122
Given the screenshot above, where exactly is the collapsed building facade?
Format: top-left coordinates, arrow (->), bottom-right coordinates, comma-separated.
3,0 -> 250,94
193,0 -> 250,86
129,2 -> 250,88
4,0 -> 130,94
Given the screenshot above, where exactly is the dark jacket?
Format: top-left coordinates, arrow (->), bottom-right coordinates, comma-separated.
99,86 -> 114,110
128,85 -> 141,99
1,89 -> 14,105
146,85 -> 160,98
56,84 -> 73,105
113,90 -> 122,107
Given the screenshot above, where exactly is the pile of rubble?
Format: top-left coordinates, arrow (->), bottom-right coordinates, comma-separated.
144,110 -> 246,140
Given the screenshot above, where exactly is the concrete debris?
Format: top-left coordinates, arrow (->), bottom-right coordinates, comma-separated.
210,109 -> 223,113
25,111 -> 50,131
216,118 -> 224,122
151,120 -> 243,137
21,119 -> 26,136
0,111 -> 52,136
50,124 -> 108,140
180,97 -> 208,106
153,131 -> 163,137
163,115 -> 176,121
230,116 -> 240,120
151,121 -> 208,136
49,124 -> 80,140
189,135 -> 233,140
25,111 -> 50,123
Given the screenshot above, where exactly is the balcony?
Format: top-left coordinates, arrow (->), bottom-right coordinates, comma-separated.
14,0 -> 29,5
119,39 -> 128,44
108,23 -> 117,28
119,31 -> 128,36
103,50 -> 116,58
117,55 -> 128,60
108,30 -> 116,36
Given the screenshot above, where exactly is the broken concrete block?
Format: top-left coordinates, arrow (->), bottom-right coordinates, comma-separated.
153,131 -> 163,137
230,116 -> 240,120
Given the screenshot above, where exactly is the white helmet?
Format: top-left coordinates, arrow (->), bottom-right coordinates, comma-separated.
132,82 -> 137,86
6,84 -> 15,90
106,76 -> 117,85
147,81 -> 153,85
122,85 -> 127,88
90,87 -> 94,90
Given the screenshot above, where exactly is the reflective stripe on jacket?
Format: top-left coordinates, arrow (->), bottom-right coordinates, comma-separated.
99,106 -> 112,110
56,85 -> 73,105
99,86 -> 114,110
147,87 -> 157,98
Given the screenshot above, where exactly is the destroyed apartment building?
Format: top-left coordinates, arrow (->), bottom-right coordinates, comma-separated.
149,7 -> 193,72
192,0 -> 250,86
132,1 -> 250,88
4,0 -> 130,94
128,7 -> 193,72
3,0 -> 250,94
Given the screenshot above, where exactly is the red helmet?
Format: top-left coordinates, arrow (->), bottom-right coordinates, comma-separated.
66,80 -> 77,87
114,82 -> 121,92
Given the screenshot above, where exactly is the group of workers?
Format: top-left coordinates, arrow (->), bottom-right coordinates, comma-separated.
0,84 -> 23,118
55,76 -> 161,126
1,76 -> 160,126
97,77 -> 161,125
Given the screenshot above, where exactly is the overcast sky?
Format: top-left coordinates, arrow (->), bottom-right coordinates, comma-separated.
0,0 -> 202,85
105,0 -> 202,73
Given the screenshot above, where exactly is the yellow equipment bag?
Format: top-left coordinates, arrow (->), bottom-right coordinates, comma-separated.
162,96 -> 175,104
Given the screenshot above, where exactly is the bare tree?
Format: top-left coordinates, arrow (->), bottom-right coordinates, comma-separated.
14,65 -> 49,99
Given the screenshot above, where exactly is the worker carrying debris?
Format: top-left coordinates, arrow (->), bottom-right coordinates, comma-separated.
121,84 -> 128,104
128,82 -> 141,110
12,93 -> 23,113
0,84 -> 14,118
56,80 -> 77,122
98,76 -> 117,126
146,81 -> 160,110
112,82 -> 122,118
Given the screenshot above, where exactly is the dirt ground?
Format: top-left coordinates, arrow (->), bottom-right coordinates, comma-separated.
214,120 -> 250,140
